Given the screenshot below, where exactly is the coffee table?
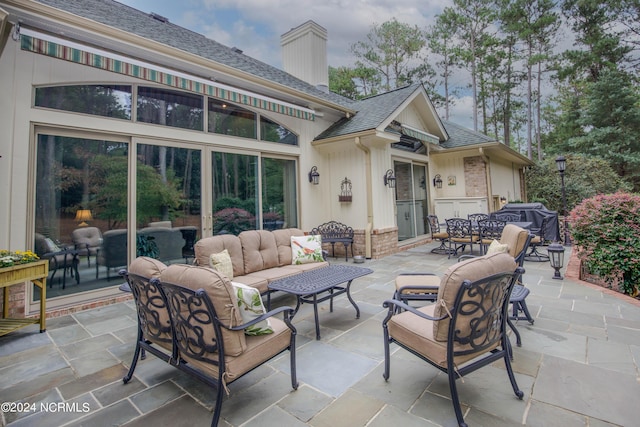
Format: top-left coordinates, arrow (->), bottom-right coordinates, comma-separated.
268,264 -> 372,339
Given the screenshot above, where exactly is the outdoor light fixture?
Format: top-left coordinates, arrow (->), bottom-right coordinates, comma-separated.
75,209 -> 93,227
433,174 -> 443,189
308,166 -> 320,185
383,169 -> 396,188
555,155 -> 571,246
547,242 -> 565,280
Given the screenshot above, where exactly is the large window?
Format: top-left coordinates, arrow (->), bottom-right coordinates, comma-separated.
35,85 -> 132,119
260,116 -> 298,145
137,87 -> 204,131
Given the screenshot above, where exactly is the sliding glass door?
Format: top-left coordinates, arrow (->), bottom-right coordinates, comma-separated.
394,161 -> 428,242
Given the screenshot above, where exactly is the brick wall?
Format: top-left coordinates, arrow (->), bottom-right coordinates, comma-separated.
464,156 -> 487,197
0,283 -> 26,318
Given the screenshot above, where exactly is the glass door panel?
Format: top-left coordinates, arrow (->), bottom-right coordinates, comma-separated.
394,161 -> 428,242
261,157 -> 298,230
34,134 -> 129,298
136,143 -> 202,262
211,152 -> 259,235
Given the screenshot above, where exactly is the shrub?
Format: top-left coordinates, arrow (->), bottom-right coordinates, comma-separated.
213,208 -> 255,235
569,192 -> 640,295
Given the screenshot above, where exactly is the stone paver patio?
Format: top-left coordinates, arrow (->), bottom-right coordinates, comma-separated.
1,243 -> 639,426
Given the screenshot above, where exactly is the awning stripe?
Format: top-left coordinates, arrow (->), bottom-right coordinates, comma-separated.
20,30 -> 315,121
401,124 -> 439,144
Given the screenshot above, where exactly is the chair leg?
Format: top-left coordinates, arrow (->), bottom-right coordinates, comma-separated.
211,376 -> 224,427
502,344 -> 524,400
507,317 -> 522,347
123,330 -> 143,384
382,322 -> 391,381
448,366 -> 467,427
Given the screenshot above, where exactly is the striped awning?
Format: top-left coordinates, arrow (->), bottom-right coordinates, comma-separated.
400,124 -> 439,145
20,29 -> 315,121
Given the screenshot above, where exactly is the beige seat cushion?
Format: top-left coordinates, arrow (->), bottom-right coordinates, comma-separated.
194,234 -> 245,278
127,257 -> 171,350
433,252 -> 517,342
239,230 -> 279,273
499,224 -> 529,258
272,228 -> 305,266
161,264 -> 247,356
395,274 -> 440,295
185,317 -> 291,383
387,304 -> 497,368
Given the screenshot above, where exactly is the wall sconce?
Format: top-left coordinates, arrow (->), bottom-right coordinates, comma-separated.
75,209 -> 93,227
383,169 -> 396,188
308,166 -> 320,185
432,174 -> 443,189
547,242 -> 565,280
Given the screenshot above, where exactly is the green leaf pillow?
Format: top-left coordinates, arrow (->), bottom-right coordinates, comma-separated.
231,282 -> 273,336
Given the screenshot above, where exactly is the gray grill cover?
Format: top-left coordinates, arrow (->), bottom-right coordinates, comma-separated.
491,203 -> 560,241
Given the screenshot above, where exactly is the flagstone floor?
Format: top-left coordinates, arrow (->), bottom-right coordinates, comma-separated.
1,243 -> 639,427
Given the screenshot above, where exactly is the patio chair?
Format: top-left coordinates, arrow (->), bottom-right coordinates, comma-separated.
122,259 -> 299,427
477,219 -> 506,254
525,215 -> 551,262
383,253 -> 525,427
71,226 -> 102,267
34,233 -> 80,288
495,212 -> 522,222
446,218 -> 477,258
427,214 -> 450,255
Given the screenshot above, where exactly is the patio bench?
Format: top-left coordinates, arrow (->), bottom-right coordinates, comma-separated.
311,221 -> 355,261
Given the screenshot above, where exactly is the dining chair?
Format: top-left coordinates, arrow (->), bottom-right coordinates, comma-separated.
525,215 -> 551,262
427,214 -> 450,254
495,212 -> 522,222
446,218 -> 477,258
477,219 -> 506,254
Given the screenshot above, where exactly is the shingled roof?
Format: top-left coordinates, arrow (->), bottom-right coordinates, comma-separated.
440,120 -> 497,148
33,0 -> 355,109
314,83 -> 424,140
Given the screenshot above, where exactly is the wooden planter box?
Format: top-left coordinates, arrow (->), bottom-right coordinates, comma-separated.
0,260 -> 48,336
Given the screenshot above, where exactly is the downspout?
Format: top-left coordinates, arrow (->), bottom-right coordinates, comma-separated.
355,137 -> 373,258
479,147 -> 492,210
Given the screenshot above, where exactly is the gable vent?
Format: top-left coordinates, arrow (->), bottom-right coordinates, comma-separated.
149,13 -> 169,23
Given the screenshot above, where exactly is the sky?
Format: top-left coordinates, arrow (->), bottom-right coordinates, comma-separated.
116,0 -> 479,127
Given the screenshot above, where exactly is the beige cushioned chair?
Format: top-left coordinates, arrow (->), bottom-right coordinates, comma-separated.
383,252 -> 524,427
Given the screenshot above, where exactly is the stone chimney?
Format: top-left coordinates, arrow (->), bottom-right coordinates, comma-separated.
281,20 -> 328,92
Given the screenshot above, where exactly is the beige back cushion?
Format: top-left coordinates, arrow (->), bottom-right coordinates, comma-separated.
161,264 -> 247,356
239,230 -> 279,274
433,252 -> 517,342
499,224 -> 529,259
272,228 -> 305,266
194,235 -> 245,278
127,257 -> 170,343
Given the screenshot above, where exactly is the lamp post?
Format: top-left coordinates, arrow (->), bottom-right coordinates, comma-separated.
547,241 -> 565,280
555,156 -> 571,246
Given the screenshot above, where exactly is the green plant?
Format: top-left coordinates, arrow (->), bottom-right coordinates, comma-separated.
569,192 -> 640,295
0,250 -> 40,268
136,235 -> 159,259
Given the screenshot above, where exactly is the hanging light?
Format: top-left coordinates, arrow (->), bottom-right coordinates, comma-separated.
308,166 -> 320,185
383,169 -> 396,188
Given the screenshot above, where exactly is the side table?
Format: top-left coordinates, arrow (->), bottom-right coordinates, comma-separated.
0,260 -> 48,336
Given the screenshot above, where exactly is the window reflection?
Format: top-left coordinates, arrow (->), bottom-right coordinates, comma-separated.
35,85 -> 132,119
208,99 -> 257,138
262,158 -> 298,230
260,116 -> 298,145
137,87 -> 203,130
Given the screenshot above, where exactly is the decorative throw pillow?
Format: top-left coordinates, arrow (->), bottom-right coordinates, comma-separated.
209,249 -> 234,279
44,237 -> 62,253
486,239 -> 509,255
230,282 -> 273,336
291,235 -> 323,265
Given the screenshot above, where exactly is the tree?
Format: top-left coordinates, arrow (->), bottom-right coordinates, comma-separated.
568,68 -> 640,190
427,13 -> 462,120
525,154 -> 632,213
439,0 -> 496,132
350,18 -> 427,92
